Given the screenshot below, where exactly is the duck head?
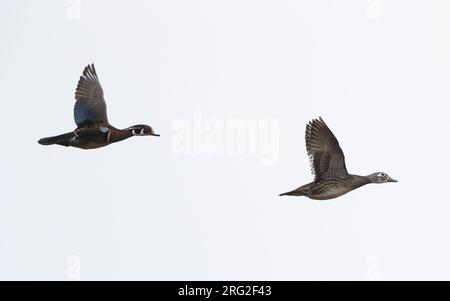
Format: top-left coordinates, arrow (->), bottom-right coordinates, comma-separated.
367,172 -> 397,183
126,124 -> 160,136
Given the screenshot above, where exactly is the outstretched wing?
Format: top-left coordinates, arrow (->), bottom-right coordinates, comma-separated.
305,117 -> 349,181
73,64 -> 108,127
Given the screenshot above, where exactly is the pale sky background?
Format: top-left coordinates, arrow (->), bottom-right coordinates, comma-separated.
1,0 -> 450,280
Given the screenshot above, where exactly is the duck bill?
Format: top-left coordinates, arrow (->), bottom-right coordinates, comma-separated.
388,177 -> 398,183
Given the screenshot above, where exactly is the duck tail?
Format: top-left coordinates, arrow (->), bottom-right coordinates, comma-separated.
38,132 -> 74,147
279,189 -> 305,197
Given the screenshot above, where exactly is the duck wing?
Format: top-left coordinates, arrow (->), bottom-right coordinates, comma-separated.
305,117 -> 349,180
73,64 -> 108,127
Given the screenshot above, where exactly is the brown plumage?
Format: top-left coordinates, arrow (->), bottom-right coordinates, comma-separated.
306,117 -> 348,181
280,117 -> 397,200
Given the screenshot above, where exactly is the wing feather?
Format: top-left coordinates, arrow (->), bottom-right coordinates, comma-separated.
73,64 -> 108,127
305,117 -> 349,180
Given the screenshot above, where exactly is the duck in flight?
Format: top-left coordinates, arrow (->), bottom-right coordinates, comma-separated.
280,117 -> 397,200
38,64 -> 159,149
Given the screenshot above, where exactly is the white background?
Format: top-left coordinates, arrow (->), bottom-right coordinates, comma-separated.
1,0 -> 449,280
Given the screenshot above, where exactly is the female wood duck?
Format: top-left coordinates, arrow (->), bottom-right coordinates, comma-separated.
279,117 -> 397,200
38,64 -> 159,149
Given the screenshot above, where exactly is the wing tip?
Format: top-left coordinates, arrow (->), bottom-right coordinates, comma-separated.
75,63 -> 103,101
306,116 -> 328,132
81,63 -> 98,79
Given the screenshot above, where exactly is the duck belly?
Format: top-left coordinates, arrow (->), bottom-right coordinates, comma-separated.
75,142 -> 109,149
308,190 -> 350,200
308,182 -> 353,200
69,136 -> 109,149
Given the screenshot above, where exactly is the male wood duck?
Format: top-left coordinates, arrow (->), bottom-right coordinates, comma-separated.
38,64 -> 159,149
279,117 -> 397,200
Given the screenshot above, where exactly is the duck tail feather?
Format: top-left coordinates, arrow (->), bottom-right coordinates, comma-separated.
38,132 -> 74,147
279,189 -> 305,197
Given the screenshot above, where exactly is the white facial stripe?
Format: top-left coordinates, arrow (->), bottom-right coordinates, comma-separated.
129,128 -> 145,135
